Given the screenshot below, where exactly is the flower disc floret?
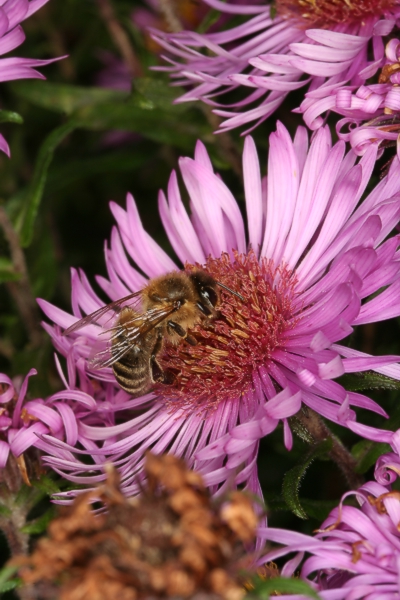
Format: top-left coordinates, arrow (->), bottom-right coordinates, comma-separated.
160,252 -> 298,411
278,0 -> 397,26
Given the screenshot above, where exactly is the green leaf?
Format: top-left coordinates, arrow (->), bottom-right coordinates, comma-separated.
21,507 -> 56,535
282,439 -> 333,519
338,371 -> 400,391
0,565 -> 20,593
47,147 -> 151,193
31,474 -> 61,496
0,504 -> 12,518
13,475 -> 61,509
248,576 -> 320,599
0,110 -> 23,125
30,228 -> 57,298
289,416 -> 315,444
196,8 -> 222,33
0,257 -> 21,282
11,78 -> 188,116
14,482 -> 39,508
263,494 -> 336,521
353,440 -> 392,474
72,96 -> 210,147
263,495 -> 292,512
10,80 -> 129,115
133,77 -> 186,110
15,79 -> 210,247
19,119 -> 78,246
0,578 -> 22,592
299,498 -> 338,522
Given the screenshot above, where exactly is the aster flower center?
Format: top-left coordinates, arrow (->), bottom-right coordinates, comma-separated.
157,251 -> 297,411
276,0 -> 396,26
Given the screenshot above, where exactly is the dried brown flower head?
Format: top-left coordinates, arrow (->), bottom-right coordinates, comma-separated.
16,453 -> 257,600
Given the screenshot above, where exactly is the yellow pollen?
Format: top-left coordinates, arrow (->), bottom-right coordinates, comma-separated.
20,408 -> 38,426
231,329 -> 250,339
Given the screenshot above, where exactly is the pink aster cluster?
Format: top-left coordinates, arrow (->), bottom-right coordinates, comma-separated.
0,367 -> 92,470
335,36 -> 400,157
0,369 -> 42,467
0,0 -> 59,156
152,0 -> 400,135
0,357 -> 136,486
258,431 -> 400,599
37,122 -> 400,504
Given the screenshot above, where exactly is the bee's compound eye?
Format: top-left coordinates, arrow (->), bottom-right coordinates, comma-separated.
201,286 -> 218,307
196,301 -> 212,316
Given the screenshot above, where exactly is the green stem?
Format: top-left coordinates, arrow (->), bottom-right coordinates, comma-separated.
294,407 -> 363,490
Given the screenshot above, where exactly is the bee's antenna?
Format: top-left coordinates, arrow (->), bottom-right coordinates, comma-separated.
217,282 -> 245,302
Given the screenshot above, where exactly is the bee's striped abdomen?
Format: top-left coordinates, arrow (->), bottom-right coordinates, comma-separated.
112,347 -> 152,396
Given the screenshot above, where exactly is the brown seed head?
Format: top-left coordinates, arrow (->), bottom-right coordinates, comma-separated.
15,454 -> 258,600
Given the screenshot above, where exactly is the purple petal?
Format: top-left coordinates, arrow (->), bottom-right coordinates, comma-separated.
10,422 -> 48,456
0,372 -> 14,403
0,440 -> 9,467
243,136 -> 263,251
12,368 -> 36,426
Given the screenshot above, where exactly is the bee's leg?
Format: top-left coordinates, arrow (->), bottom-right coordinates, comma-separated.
151,330 -> 175,384
167,320 -> 186,337
167,320 -> 197,346
185,334 -> 197,346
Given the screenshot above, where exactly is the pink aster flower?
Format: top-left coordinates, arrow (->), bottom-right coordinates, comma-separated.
0,362 -> 120,482
0,369 -> 51,468
258,433 -> 400,599
38,122 -> 400,503
0,0 -> 61,155
374,430 -> 400,486
0,368 -> 66,468
152,0 -> 400,134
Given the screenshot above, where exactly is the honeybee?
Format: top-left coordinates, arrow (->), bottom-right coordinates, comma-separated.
63,269 -> 243,396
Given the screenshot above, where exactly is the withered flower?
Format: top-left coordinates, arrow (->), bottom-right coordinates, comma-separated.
16,453 -> 257,600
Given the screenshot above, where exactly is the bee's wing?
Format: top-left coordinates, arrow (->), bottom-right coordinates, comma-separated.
89,335 -> 135,369
89,303 -> 179,369
62,290 -> 143,336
